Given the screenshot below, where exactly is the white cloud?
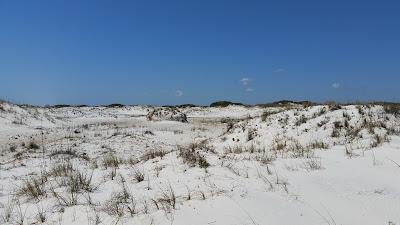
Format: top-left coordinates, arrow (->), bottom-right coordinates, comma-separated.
332,83 -> 340,89
175,90 -> 183,97
273,68 -> 286,73
240,78 -> 250,86
240,77 -> 254,93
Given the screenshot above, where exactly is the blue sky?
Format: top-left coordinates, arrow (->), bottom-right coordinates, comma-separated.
1,0 -> 399,105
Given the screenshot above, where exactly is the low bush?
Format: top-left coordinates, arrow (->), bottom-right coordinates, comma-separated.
210,101 -> 244,107
178,143 -> 211,168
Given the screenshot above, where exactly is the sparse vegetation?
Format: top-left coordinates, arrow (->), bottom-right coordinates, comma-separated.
383,104 -> 400,116
19,174 -> 47,200
308,141 -> 329,149
370,133 -> 388,148
102,154 -> 121,168
303,158 -> 323,170
158,185 -> 177,212
49,149 -> 90,161
178,143 -> 211,168
261,110 -> 282,122
141,149 -> 166,161
295,115 -> 308,126
210,101 -> 244,107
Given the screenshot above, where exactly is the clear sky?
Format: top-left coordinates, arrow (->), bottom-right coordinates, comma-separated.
1,0 -> 399,105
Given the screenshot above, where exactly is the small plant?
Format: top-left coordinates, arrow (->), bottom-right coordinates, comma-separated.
92,212 -> 102,225
185,185 -> 192,200
226,121 -> 235,133
308,141 -> 328,149
66,171 -> 96,193
51,189 -> 78,206
295,115 -> 308,126
221,160 -> 244,177
14,200 -> 27,225
28,141 -> 40,150
342,111 -> 351,120
357,105 -> 365,115
158,185 -> 176,213
49,149 -> 90,161
36,206 -> 46,223
331,122 -> 341,138
178,143 -> 210,168
133,169 -> 145,183
144,130 -> 154,135
224,145 -> 244,154
141,149 -> 166,161
126,197 -> 137,217
271,136 -> 287,152
261,110 -> 280,122
179,146 -> 198,167
328,103 -> 342,111
198,156 -> 210,168
304,158 -> 323,170
48,161 -> 75,177
370,134 -> 388,148
102,154 -> 121,168
345,126 -> 362,141
103,185 -> 136,217
317,117 -> 329,127
247,128 -> 256,141
19,174 -> 47,200
51,168 -> 97,204
102,192 -> 127,217
289,140 -> 311,158
109,168 -> 117,180
173,130 -> 184,134
9,145 -> 17,152
333,121 -> 342,129
345,145 -> 356,158
0,198 -> 14,223
127,156 -> 139,165
344,118 -> 350,128
275,174 -> 289,194
256,153 -> 276,165
316,107 -> 327,117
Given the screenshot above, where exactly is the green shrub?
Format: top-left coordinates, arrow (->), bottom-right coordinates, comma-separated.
210,101 -> 244,107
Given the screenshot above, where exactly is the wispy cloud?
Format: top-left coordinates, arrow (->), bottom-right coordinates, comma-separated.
240,78 -> 250,86
175,90 -> 183,97
239,77 -> 254,92
332,83 -> 340,89
273,68 -> 286,74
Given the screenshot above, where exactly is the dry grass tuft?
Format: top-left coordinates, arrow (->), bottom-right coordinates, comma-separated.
178,142 -> 211,168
